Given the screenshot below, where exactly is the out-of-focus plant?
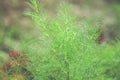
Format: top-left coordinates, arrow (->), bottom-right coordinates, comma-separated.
0,50 -> 34,80
114,3 -> 120,24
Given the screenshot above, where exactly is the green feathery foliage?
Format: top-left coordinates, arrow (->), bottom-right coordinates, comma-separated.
22,0 -> 120,80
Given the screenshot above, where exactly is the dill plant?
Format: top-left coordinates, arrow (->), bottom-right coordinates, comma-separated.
22,0 -> 120,80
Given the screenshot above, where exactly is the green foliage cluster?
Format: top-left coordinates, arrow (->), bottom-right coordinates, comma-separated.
22,0 -> 120,80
